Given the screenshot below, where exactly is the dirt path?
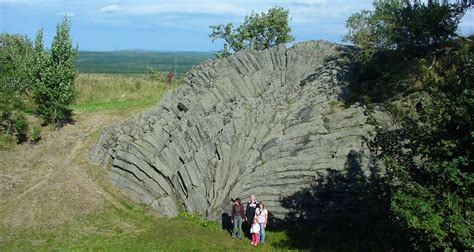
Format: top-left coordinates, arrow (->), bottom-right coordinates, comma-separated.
0,109 -> 141,229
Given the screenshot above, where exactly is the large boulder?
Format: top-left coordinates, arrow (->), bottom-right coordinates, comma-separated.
90,40 -> 378,220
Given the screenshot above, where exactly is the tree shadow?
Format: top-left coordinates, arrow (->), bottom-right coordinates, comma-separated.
40,108 -> 76,128
277,150 -> 410,251
334,47 -> 422,106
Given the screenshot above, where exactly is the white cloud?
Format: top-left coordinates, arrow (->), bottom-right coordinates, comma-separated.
99,4 -> 121,13
57,11 -> 75,16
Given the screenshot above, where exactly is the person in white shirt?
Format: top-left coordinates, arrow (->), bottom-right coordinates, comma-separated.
255,202 -> 268,243
250,219 -> 260,246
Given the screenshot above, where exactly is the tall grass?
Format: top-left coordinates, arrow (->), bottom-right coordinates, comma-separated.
72,73 -> 176,112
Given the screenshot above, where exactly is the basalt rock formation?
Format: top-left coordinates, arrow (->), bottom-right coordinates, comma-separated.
90,40 -> 383,220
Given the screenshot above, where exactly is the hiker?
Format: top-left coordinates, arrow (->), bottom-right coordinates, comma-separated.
231,198 -> 245,239
255,202 -> 268,243
245,195 -> 259,236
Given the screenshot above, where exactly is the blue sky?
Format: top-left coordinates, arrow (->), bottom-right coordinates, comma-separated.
1,0 -> 473,51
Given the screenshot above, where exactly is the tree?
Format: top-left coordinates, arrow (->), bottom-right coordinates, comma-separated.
0,33 -> 34,142
209,6 -> 294,57
370,39 -> 473,250
343,1 -> 473,249
344,0 -> 471,54
33,16 -> 78,127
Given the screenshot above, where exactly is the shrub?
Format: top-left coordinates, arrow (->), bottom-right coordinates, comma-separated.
12,112 -> 28,143
30,127 -> 42,144
147,67 -> 166,82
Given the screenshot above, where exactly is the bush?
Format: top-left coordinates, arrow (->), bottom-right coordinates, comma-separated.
30,127 -> 42,144
147,67 -> 166,82
12,112 -> 28,143
0,87 -> 26,135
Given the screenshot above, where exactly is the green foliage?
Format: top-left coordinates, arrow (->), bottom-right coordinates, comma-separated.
176,212 -> 221,230
0,86 -> 26,135
30,126 -> 42,144
147,67 -> 166,82
370,38 -> 473,250
344,0 -> 470,55
33,16 -> 78,127
0,33 -> 35,93
345,2 -> 473,249
13,113 -> 28,142
210,6 -> 294,57
0,33 -> 34,142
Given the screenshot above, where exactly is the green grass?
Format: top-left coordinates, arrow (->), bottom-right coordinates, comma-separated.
71,73 -> 173,112
0,198 -> 292,251
0,134 -> 15,150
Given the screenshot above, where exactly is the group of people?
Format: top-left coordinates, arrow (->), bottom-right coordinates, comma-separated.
231,195 -> 268,246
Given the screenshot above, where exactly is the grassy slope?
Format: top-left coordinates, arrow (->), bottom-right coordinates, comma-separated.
76,51 -> 214,75
0,74 -> 293,251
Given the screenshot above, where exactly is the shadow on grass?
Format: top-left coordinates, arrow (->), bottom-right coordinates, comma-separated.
275,150 -> 410,251
221,213 -> 232,235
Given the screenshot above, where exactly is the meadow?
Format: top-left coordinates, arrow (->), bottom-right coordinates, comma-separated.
72,73 -> 175,112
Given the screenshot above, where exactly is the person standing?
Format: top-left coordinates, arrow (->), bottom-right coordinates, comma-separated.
255,202 -> 268,243
231,198 -> 245,239
250,219 -> 260,246
245,195 -> 259,225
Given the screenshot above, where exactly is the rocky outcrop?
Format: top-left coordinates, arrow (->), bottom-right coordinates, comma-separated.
90,40 -> 379,220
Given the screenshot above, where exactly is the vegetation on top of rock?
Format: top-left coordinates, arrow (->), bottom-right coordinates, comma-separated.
209,6 -> 294,58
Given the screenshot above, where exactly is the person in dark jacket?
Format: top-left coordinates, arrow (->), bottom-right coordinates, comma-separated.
245,195 -> 259,222
231,198 -> 245,239
244,195 -> 259,236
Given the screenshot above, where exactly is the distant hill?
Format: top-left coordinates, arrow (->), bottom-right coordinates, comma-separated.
76,50 -> 215,76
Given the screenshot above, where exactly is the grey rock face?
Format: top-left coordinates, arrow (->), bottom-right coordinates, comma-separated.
90,40 -> 377,220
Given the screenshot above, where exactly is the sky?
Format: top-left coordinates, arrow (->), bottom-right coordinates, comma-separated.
1,0 -> 473,51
